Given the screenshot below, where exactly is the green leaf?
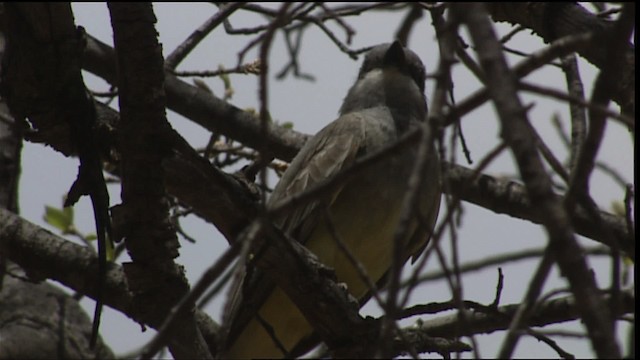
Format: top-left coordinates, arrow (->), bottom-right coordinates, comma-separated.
280,121 -> 294,129
192,78 -> 213,95
106,237 -> 115,262
219,65 -> 231,89
43,205 -> 74,233
611,200 -> 625,217
86,233 -> 115,261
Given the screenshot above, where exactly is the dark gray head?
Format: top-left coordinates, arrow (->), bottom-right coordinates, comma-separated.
357,41 -> 426,93
339,41 -> 427,119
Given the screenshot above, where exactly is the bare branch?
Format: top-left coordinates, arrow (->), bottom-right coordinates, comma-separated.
454,3 -> 621,357
108,3 -> 211,358
487,2 -> 635,115
419,289 -> 634,340
165,3 -> 246,69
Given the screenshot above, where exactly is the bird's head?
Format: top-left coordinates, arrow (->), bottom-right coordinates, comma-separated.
339,41 -> 427,119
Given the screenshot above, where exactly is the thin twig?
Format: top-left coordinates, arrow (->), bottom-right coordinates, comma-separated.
317,2 -> 356,44
499,25 -> 525,43
408,246 -> 608,284
518,81 -> 633,129
275,26 -> 316,81
560,54 -> 587,173
536,330 -> 588,338
490,268 -> 504,309
446,32 -> 594,128
172,59 -> 262,78
497,248 -> 555,358
257,3 -> 294,205
526,328 -> 576,359
552,115 -> 631,188
503,45 -> 563,68
165,3 -> 246,69
526,118 -> 570,183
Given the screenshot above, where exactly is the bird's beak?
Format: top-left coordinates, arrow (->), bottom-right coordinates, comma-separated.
383,40 -> 406,68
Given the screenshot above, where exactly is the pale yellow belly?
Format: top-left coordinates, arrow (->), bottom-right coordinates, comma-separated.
225,191 -> 405,358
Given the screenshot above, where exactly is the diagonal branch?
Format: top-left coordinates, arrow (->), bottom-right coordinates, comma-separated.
82,33 -> 307,162
487,2 -> 635,115
0,207 -> 219,351
165,3 -> 246,69
453,3 -> 621,357
77,34 -> 632,253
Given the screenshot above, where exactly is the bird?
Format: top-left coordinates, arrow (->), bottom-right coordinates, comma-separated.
222,41 -> 441,358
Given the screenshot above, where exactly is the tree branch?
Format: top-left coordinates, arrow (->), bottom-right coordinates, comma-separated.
0,264 -> 115,359
78,36 -> 633,253
0,208 -> 219,354
419,290 -> 634,339
443,164 -> 633,257
82,34 -> 307,163
487,2 -> 635,115
454,3 -> 620,356
107,3 -> 210,359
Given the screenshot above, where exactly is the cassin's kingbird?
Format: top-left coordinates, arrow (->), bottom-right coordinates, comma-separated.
223,41 -> 441,358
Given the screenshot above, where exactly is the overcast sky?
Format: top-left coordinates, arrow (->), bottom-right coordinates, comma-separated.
16,3 -> 633,358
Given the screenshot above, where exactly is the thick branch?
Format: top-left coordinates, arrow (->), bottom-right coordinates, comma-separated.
0,265 -> 114,359
0,102 -> 21,213
487,2 -> 635,115
76,28 -> 633,253
0,3 -> 80,155
107,3 -> 210,359
82,36 -> 632,252
0,208 -> 218,353
1,3 -> 117,348
0,207 -> 469,358
82,34 -> 307,163
443,164 -> 633,258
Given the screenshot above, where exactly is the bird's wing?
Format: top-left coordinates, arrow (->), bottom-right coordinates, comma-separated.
409,144 -> 441,263
223,113 -> 367,350
270,112 -> 367,239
